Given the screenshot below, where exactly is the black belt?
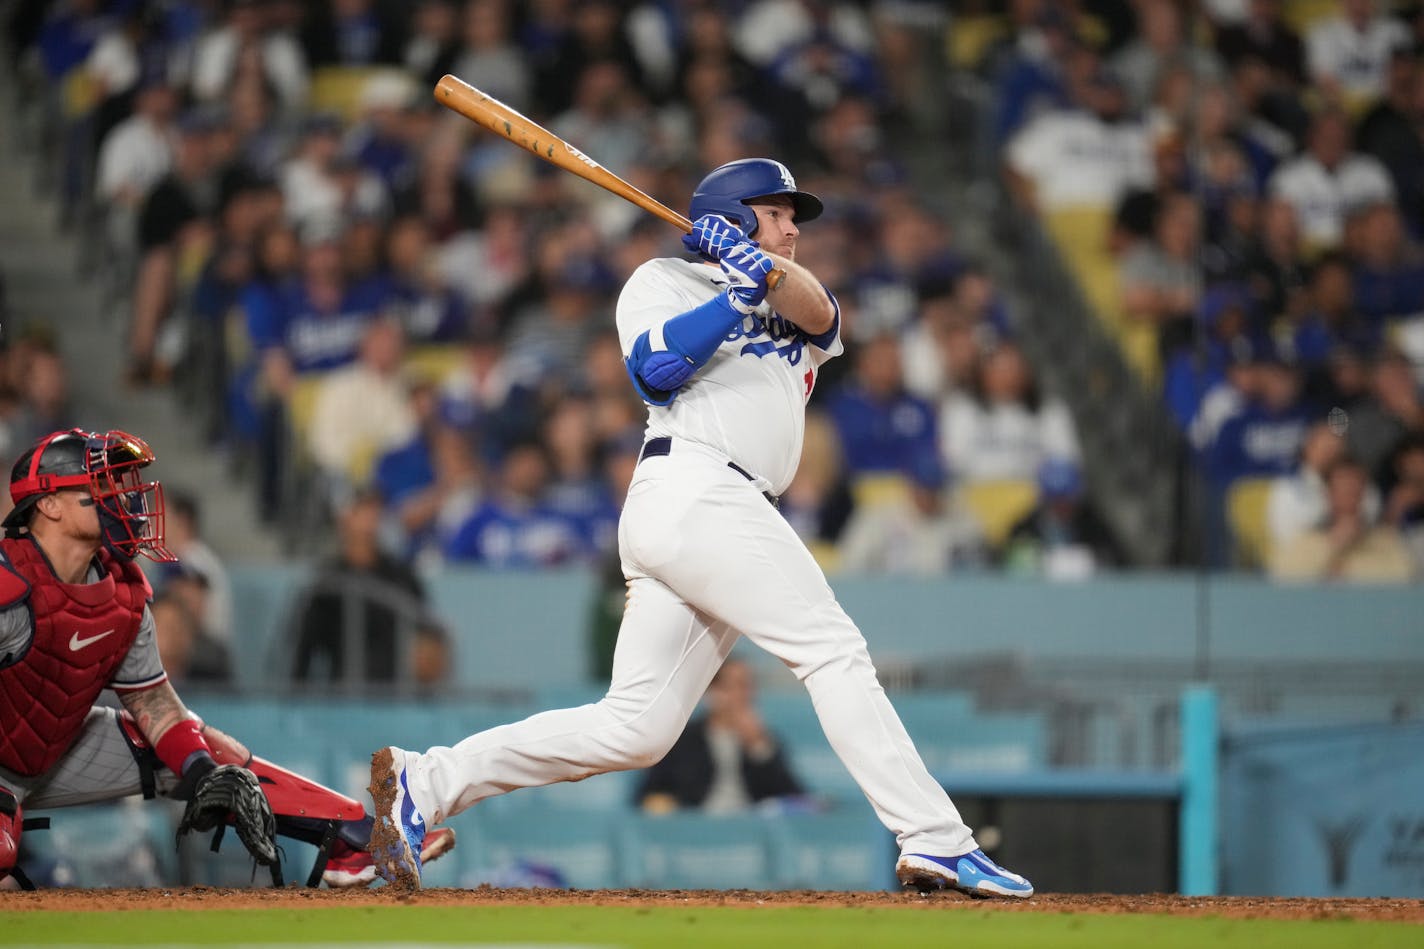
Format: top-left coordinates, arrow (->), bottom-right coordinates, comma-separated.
639,437 -> 780,508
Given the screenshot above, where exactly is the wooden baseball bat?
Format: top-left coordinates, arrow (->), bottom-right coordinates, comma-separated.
433,74 -> 783,288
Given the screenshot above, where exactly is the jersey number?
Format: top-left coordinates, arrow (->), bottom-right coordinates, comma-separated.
803,367 -> 814,400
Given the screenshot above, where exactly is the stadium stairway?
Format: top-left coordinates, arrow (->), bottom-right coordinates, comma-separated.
0,63 -> 282,562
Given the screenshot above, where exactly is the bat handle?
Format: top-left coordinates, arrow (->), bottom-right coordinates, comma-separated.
767,268 -> 785,291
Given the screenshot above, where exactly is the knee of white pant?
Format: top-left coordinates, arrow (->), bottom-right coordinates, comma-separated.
595,696 -> 687,771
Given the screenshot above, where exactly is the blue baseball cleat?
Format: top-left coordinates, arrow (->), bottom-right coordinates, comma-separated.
896,849 -> 1035,899
367,746 -> 426,889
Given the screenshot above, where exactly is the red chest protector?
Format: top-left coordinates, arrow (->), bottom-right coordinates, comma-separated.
0,536 -> 151,777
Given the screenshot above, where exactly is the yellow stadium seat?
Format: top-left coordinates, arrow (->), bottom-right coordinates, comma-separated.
946,14 -> 1009,71
286,373 -> 330,446
1227,476 -> 1277,569
957,479 -> 1039,550
61,68 -> 99,118
807,540 -> 841,575
851,473 -> 912,511
1282,0 -> 1342,35
402,344 -> 465,386
307,66 -> 412,121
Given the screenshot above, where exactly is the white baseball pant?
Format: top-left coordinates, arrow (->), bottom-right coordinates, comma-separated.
402,442 -> 978,856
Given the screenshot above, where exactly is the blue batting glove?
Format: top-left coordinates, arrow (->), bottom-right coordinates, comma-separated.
720,241 -> 775,313
683,214 -> 747,261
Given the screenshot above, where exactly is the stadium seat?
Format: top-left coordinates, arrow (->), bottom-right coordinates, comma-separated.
402,343 -> 465,387
956,479 -> 1039,549
945,14 -> 1008,71
1227,476 -> 1277,569
1281,0 -> 1343,34
626,813 -> 777,890
851,473 -> 912,511
771,809 -> 891,891
307,67 -> 412,122
470,809 -> 626,889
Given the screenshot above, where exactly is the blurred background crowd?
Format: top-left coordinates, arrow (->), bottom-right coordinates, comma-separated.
0,0 -> 1421,695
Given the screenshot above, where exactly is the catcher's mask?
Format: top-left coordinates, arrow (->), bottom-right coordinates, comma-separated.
3,428 -> 177,563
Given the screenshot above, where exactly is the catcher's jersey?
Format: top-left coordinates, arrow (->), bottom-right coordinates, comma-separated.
616,257 -> 842,495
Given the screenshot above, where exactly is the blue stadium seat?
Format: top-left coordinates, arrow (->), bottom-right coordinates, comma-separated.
462,809 -> 625,889
770,808 -> 893,891
626,813 -> 777,890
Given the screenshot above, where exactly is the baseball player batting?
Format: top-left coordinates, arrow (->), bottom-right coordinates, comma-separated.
368,159 -> 1033,899
0,429 -> 454,889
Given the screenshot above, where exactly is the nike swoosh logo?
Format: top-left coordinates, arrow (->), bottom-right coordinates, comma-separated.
409,813 -> 424,828
69,629 -> 116,651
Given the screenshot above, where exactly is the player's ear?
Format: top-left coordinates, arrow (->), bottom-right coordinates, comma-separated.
34,493 -> 64,523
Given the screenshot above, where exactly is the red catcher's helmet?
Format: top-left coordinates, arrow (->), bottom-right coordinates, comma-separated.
3,428 -> 177,563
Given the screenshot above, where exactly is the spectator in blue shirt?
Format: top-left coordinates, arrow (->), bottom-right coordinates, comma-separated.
1209,346 -> 1313,487
826,333 -> 943,487
1350,202 -> 1424,328
443,442 -> 582,568
376,215 -> 467,344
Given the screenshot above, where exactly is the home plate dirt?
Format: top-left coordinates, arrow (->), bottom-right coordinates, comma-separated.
2,888 -> 1422,922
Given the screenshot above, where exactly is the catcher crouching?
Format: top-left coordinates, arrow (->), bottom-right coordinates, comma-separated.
0,429 -> 453,888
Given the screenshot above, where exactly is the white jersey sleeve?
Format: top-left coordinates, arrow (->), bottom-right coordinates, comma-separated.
616,257 -> 842,494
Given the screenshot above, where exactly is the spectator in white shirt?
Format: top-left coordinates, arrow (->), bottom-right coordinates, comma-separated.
187,0 -> 309,112
308,318 -> 417,493
1005,46 -> 1153,212
1268,108 -> 1394,249
1306,0 -> 1410,105
1268,420 -> 1361,550
940,339 -> 1080,484
95,77 -> 176,213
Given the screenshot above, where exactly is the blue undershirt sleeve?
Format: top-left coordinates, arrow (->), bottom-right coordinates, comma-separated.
625,294 -> 746,404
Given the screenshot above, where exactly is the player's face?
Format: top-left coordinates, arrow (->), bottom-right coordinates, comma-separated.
747,196 -> 799,260
47,488 -> 102,545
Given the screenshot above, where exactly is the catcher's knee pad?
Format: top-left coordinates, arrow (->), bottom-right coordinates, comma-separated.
0,787 -> 19,870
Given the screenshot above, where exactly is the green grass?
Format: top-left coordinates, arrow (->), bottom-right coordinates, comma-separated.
2,905 -> 1420,949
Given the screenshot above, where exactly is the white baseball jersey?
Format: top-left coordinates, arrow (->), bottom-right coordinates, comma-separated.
615,257 -> 843,495
395,248 -> 985,866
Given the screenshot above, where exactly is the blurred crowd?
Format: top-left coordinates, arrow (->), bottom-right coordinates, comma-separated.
1,0 -> 1417,585
994,0 -> 1424,579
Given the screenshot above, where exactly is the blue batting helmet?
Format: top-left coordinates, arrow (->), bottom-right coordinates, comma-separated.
688,158 -> 823,237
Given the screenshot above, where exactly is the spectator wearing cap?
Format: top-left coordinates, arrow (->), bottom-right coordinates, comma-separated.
1000,459 -> 1127,578
1269,457 -> 1415,582
940,339 -> 1080,485
346,72 -> 421,193
1207,344 -> 1312,488
1268,108 -> 1395,251
188,0 -> 309,111
852,199 -> 963,337
1305,0 -> 1411,107
126,106 -> 227,386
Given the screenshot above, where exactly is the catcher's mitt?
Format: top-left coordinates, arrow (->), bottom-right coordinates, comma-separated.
176,764 -> 278,867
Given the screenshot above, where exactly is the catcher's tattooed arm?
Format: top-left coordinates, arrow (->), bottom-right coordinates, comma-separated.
119,680 -> 193,745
